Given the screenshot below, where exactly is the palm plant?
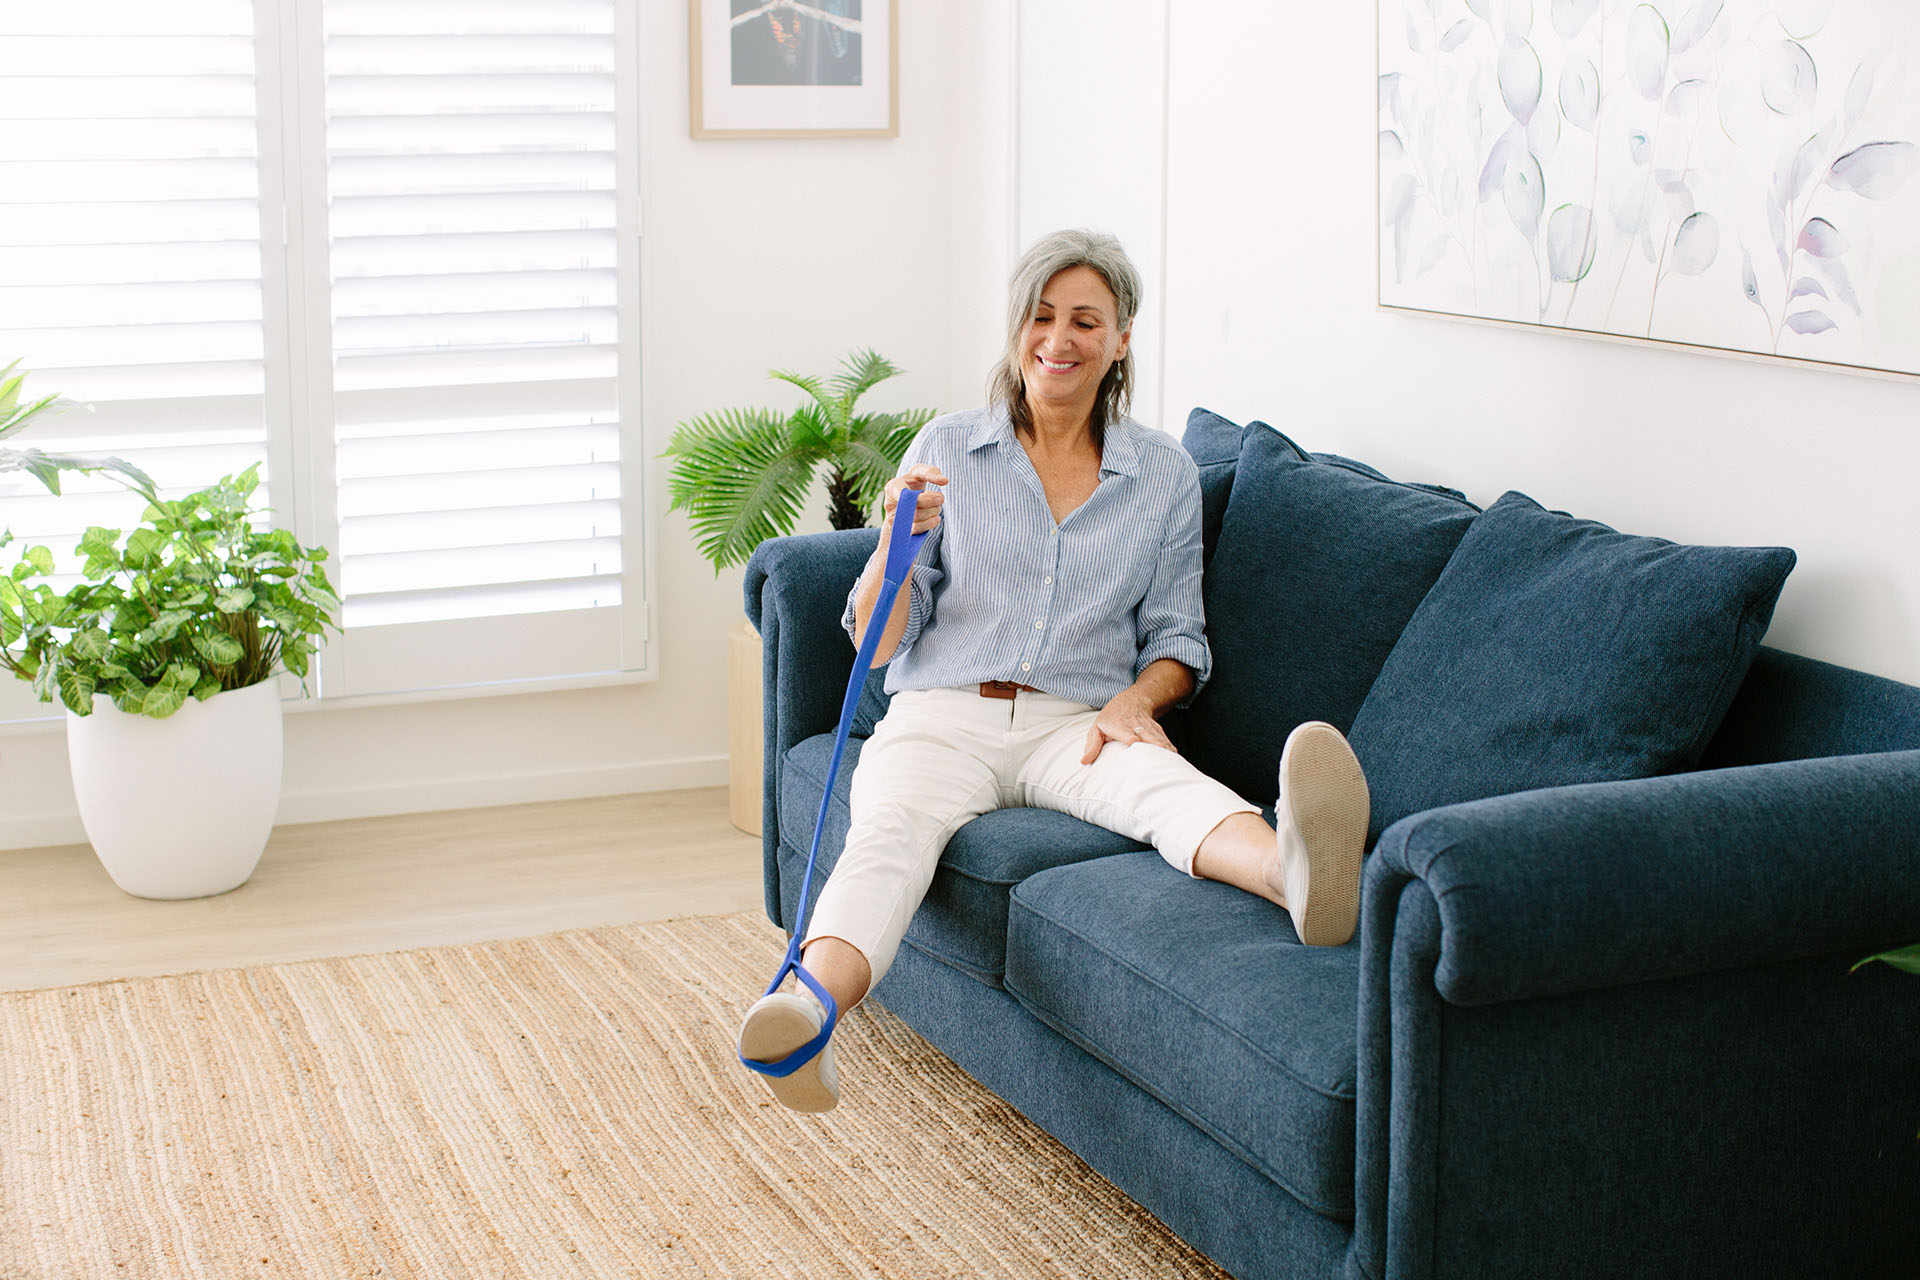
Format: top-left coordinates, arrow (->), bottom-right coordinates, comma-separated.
665,349 -> 935,570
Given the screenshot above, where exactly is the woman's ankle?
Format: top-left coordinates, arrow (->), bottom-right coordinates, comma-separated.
801,935 -> 873,1013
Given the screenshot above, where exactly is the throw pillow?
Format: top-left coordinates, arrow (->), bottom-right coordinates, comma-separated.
1182,407 -> 1248,567
1347,490 -> 1796,842
1168,417 -> 1481,805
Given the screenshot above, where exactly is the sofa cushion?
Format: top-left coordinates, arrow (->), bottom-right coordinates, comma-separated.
1307,452 -> 1470,504
1182,407 -> 1246,566
778,733 -> 1146,986
1348,491 -> 1797,842
1004,852 -> 1361,1219
1169,419 -> 1480,804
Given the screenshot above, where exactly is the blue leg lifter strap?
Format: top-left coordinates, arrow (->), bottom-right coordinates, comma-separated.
739,491 -> 929,1079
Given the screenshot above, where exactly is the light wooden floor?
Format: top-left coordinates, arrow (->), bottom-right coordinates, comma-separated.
0,786 -> 764,994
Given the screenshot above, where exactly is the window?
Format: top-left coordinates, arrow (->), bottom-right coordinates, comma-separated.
0,0 -> 646,722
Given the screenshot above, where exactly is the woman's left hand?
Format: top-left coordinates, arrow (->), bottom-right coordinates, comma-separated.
1081,689 -> 1178,764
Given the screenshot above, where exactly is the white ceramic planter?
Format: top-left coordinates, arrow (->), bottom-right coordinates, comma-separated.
65,679 -> 285,900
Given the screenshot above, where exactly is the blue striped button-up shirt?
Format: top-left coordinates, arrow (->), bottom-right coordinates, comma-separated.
843,404 -> 1211,709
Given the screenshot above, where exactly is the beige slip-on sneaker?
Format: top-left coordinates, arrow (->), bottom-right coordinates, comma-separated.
1274,721 -> 1370,947
738,990 -> 840,1113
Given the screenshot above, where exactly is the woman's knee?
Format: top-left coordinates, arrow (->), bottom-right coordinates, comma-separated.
1084,738 -> 1189,796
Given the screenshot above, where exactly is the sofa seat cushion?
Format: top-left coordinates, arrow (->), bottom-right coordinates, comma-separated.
1004,852 -> 1360,1219
779,733 -> 1147,986
1349,491 -> 1797,842
1168,415 -> 1480,803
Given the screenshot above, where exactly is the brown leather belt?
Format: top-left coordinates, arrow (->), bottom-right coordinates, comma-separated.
979,680 -> 1040,700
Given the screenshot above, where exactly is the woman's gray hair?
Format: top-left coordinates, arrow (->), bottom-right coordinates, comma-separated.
987,228 -> 1142,444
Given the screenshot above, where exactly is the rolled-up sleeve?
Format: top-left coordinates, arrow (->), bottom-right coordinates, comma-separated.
1132,461 -> 1211,702
841,527 -> 943,656
895,531 -> 943,653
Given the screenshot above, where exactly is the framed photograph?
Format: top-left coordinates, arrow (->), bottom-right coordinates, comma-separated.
690,0 -> 898,139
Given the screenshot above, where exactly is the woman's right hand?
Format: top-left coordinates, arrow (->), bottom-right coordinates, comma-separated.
882,464 -> 947,537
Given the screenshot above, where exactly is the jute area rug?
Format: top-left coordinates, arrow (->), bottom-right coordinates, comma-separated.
0,910 -> 1229,1279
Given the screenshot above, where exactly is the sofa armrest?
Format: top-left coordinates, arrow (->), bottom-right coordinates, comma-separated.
742,529 -> 879,923
1369,749 -> 1920,1006
1348,751 -> 1920,1280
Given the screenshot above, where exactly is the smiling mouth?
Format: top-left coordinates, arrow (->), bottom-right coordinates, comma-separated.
1036,357 -> 1077,372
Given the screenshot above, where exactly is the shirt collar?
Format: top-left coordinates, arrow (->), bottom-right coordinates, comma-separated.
971,403 -> 1141,477
967,403 -> 1014,452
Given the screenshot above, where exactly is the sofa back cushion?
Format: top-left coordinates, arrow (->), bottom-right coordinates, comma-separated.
1349,491 -> 1796,842
1169,414 -> 1480,804
1182,407 -> 1249,567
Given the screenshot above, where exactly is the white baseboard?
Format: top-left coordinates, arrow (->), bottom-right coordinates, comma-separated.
0,755 -> 732,853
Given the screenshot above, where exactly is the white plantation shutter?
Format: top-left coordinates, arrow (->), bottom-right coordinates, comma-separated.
312,0 -> 645,697
0,0 -> 645,722
0,2 -> 275,724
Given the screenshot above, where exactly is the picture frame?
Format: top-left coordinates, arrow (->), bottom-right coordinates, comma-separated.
690,0 -> 898,140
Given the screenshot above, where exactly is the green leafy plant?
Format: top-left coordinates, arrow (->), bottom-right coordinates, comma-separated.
1855,945 -> 1920,977
664,349 -> 935,570
1,464 -> 340,719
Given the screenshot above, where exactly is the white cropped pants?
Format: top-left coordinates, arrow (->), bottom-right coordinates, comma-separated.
803,686 -> 1260,986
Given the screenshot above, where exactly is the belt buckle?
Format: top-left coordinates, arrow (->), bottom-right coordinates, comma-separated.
979,680 -> 1020,700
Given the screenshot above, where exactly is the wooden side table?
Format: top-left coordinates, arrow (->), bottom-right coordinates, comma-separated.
728,619 -> 763,836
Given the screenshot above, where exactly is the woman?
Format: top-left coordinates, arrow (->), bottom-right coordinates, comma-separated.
738,229 -> 1371,1113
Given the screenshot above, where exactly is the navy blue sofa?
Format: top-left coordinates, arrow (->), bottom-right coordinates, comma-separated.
742,411 -> 1920,1280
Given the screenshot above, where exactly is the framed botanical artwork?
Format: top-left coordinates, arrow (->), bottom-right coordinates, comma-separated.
1379,0 -> 1920,379
690,0 -> 898,139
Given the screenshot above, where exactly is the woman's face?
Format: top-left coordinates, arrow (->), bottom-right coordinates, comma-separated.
1021,265 -> 1130,421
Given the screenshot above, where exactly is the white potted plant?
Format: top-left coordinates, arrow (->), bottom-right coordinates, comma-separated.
1,361 -> 340,898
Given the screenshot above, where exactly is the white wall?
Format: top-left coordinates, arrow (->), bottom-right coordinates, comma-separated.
1020,1 -> 1920,688
1016,0 -> 1170,430
0,0 -> 1018,851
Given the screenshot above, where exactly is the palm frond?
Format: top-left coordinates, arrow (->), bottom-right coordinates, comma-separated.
851,408 -> 937,468
829,349 -> 902,411
663,408 -> 817,569
665,404 -> 789,455
664,407 -> 785,500
0,360 -> 77,441
841,409 -> 937,511
786,403 -> 835,455
769,368 -> 839,425
0,446 -> 154,498
862,406 -> 938,450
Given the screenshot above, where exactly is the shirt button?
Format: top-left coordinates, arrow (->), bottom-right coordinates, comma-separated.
1043,576 -> 1052,585
1049,528 -> 1057,537
1021,663 -> 1031,672
1034,619 -> 1044,629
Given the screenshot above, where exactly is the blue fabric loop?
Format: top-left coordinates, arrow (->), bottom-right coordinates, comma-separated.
741,489 -> 929,1079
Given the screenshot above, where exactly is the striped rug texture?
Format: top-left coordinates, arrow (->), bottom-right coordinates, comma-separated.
0,910 -> 1229,1279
